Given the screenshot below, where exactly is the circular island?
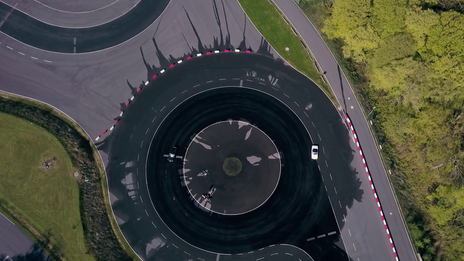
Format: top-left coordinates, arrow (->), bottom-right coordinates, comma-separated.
182,120 -> 281,215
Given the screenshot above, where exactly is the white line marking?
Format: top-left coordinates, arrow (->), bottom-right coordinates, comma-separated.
44,60 -> 52,63
18,52 -> 25,55
137,182 -> 140,189
161,233 -> 166,239
219,78 -> 226,81
334,187 -> 338,194
257,257 -> 264,261
193,84 -> 200,88
259,82 -> 266,85
151,221 -> 157,228
31,56 -> 38,60
152,116 -> 157,123
285,253 -> 293,256
338,200 -> 342,208
170,97 -> 176,102
140,196 -> 143,203
272,87 -> 278,91
6,46 -> 13,50
206,80 -> 213,83
311,122 -> 316,127
294,101 -> 300,107
353,243 -> 357,251
216,254 -> 220,261
325,160 -> 328,167
0,212 -> 15,225
307,237 -> 315,241
328,231 -> 337,236
137,154 -> 140,161
140,140 -> 144,148
172,243 -> 178,248
322,147 -> 325,154
271,253 -> 278,256
249,251 -> 254,253
197,258 -> 205,261
232,78 -> 240,80
303,111 -> 308,117
348,229 -> 352,236
317,234 -> 326,238
318,133 -> 322,140
283,93 -> 289,98
240,80 -> 243,86
329,173 -> 333,180
160,106 -> 166,112
245,79 -> 252,82
181,89 -> 188,94
184,251 -> 191,255
145,128 -> 149,135
145,209 -> 149,216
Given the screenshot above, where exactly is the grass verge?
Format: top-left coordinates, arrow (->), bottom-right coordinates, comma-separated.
0,112 -> 90,260
0,91 -> 138,261
238,0 -> 338,104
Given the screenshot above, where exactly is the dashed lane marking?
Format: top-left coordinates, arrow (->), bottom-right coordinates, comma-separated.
353,243 -> 357,251
232,78 -> 240,80
328,231 -> 337,236
161,233 -> 166,239
137,182 -> 140,189
259,82 -> 266,85
139,196 -> 143,203
137,154 -> 140,161
198,258 -> 205,261
338,200 -> 342,208
245,79 -> 253,82
283,93 -> 289,98
145,128 -> 149,135
160,106 -> 166,112
294,101 -> 300,107
322,147 -> 325,154
257,257 -> 264,261
6,45 -> 13,50
145,209 -> 149,216
152,116 -> 157,123
348,229 -> 352,236
184,251 -> 191,256
317,234 -> 326,239
31,56 -> 38,60
44,60 -> 52,63
181,89 -> 188,94
151,221 -> 157,228
285,253 -> 293,256
140,140 -> 144,148
206,80 -> 213,83
334,187 -> 338,194
240,80 -> 243,86
170,97 -> 176,102
325,160 -> 328,167
311,122 -> 315,127
219,78 -> 226,81
307,237 -> 315,241
172,243 -> 178,248
18,51 -> 24,55
272,87 -> 278,91
271,253 -> 278,256
318,133 -> 322,140
329,173 -> 333,180
303,111 -> 308,117
193,84 -> 200,88
259,248 -> 264,251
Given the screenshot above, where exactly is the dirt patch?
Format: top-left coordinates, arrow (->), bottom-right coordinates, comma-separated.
40,157 -> 57,169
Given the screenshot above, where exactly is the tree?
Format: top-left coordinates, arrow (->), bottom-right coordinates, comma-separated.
372,0 -> 408,38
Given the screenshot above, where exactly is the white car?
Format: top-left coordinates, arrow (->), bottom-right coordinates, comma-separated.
311,145 -> 319,160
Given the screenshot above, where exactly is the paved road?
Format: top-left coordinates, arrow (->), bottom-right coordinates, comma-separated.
0,0 -> 140,28
96,52 -> 366,260
0,212 -> 48,260
271,1 -> 417,260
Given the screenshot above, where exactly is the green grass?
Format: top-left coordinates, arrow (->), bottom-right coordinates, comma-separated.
238,0 -> 337,103
0,112 -> 94,261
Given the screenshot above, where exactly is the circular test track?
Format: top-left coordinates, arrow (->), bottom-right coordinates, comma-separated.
104,52 -> 348,261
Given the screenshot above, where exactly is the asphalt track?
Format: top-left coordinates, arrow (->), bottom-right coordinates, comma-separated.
0,0 -> 413,260
96,52 -> 368,261
0,0 -> 169,52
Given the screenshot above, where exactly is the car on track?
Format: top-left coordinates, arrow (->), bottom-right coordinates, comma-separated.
202,185 -> 216,199
167,147 -> 177,162
311,145 -> 319,160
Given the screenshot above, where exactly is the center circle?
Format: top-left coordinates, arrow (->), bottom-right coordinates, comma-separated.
223,157 -> 242,176
183,120 -> 281,215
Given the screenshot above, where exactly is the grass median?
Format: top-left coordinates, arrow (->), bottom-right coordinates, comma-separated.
0,93 -> 137,261
238,0 -> 337,103
0,112 -> 92,260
